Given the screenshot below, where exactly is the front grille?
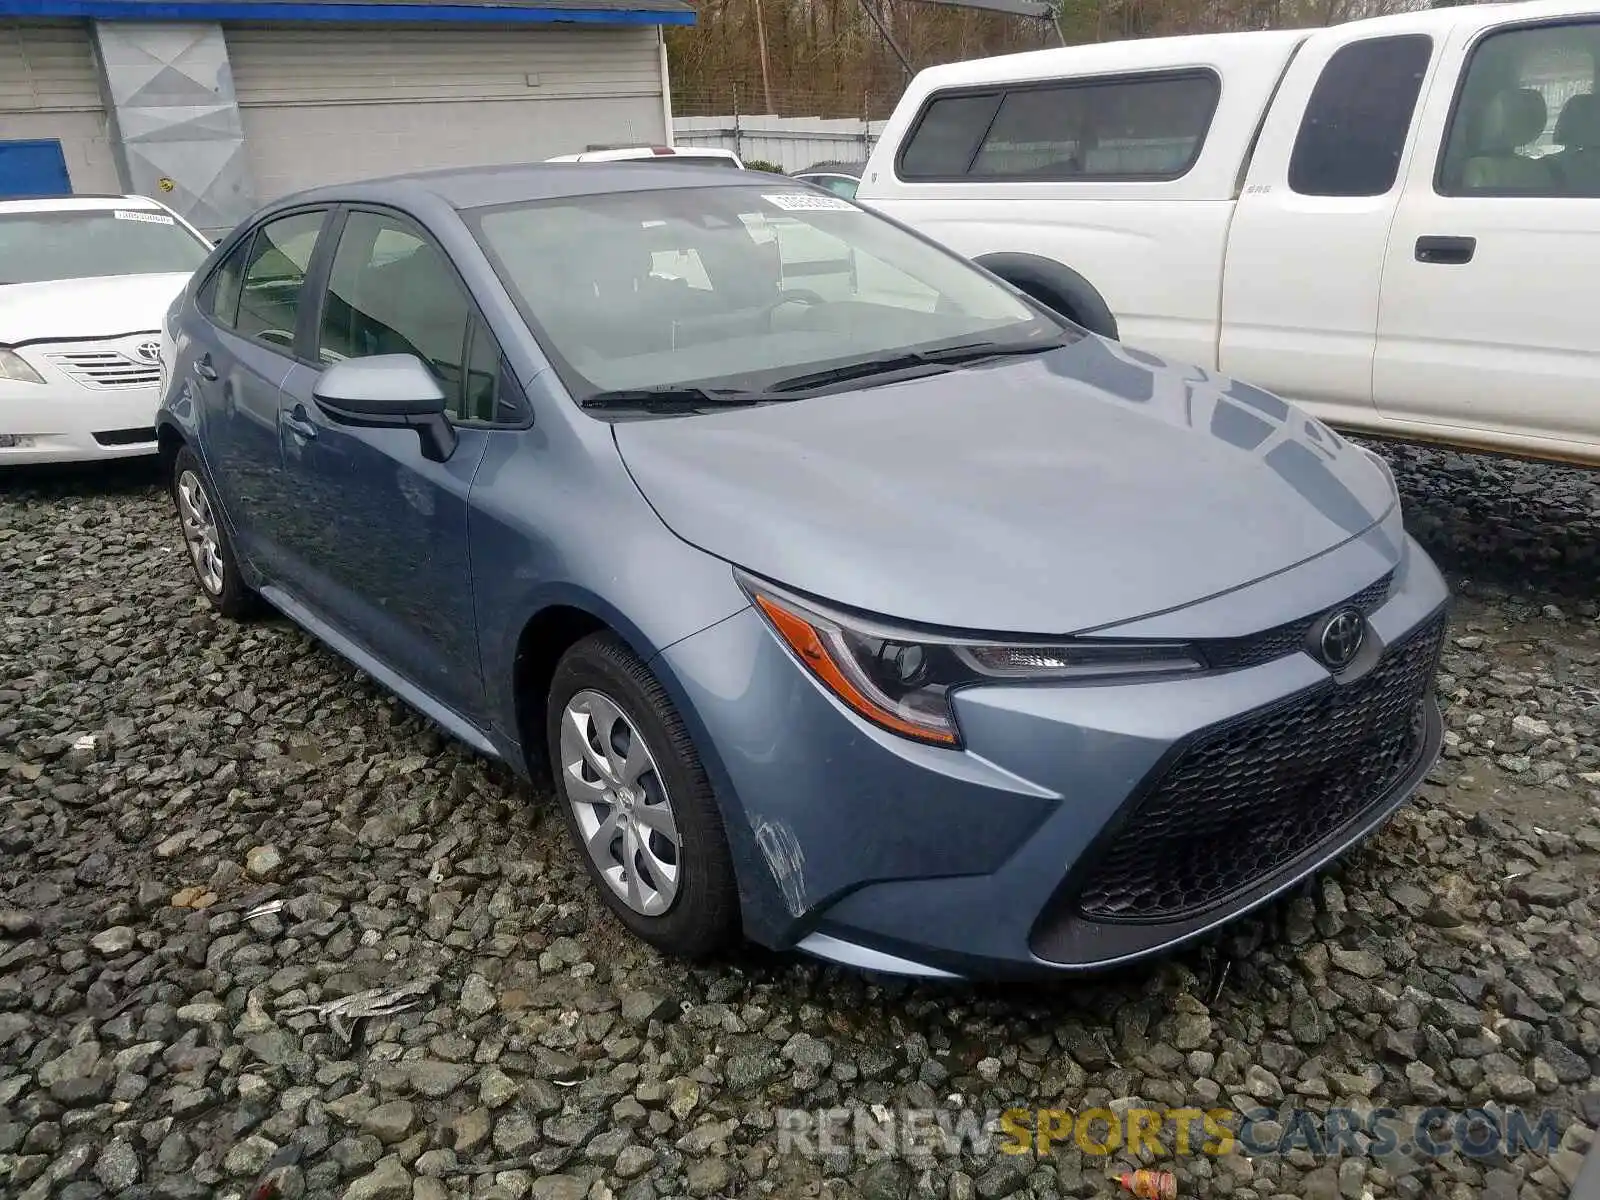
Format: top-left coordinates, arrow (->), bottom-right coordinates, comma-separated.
1197,570 -> 1394,672
46,349 -> 160,390
1074,610 -> 1445,922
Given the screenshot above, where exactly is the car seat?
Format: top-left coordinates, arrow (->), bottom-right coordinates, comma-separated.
1461,87 -> 1554,192
1552,92 -> 1600,194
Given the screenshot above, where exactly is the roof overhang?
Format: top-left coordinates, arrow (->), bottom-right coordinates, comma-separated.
0,0 -> 695,26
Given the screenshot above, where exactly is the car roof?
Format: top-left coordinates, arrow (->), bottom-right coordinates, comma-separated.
0,194 -> 168,214
796,162 -> 864,177
282,161 -> 784,212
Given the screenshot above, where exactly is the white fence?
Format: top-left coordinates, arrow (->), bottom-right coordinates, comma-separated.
672,114 -> 889,173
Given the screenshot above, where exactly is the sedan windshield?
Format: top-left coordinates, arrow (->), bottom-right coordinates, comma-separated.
470,184 -> 1062,403
0,209 -> 210,284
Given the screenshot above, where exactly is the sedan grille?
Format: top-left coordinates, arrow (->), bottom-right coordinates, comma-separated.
1196,570 -> 1395,672
1073,609 -> 1445,922
46,349 -> 161,390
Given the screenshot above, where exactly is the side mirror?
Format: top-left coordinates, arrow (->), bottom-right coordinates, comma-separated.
312,354 -> 458,462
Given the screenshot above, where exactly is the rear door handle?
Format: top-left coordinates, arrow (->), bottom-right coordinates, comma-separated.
193,354 -> 218,381
1415,235 -> 1477,265
283,405 -> 318,441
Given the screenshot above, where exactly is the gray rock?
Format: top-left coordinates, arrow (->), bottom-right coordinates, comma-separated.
620,991 -> 672,1026
530,1177 -> 587,1200
1509,874 -> 1577,906
91,925 -> 135,955
223,1135 -> 279,1177
245,845 -> 283,880
459,974 -> 497,1017
342,1156 -> 412,1200
94,1138 -> 141,1191
480,1067 -> 520,1109
360,1101 -> 418,1145
685,1156 -> 732,1197
494,1111 -> 539,1157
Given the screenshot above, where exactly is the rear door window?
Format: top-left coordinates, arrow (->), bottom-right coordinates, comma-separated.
1288,35 -> 1434,197
234,210 -> 327,352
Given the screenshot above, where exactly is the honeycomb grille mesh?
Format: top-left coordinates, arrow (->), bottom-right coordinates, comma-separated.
1197,571 -> 1395,672
1075,611 -> 1445,922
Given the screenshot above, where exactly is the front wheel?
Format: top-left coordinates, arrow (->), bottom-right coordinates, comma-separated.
546,632 -> 739,959
170,444 -> 263,619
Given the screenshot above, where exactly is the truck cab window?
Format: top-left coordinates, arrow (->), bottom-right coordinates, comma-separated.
1289,34 -> 1433,197
1440,22 -> 1600,196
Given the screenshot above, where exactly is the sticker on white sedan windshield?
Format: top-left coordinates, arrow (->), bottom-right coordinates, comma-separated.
113,209 -> 175,225
761,192 -> 855,212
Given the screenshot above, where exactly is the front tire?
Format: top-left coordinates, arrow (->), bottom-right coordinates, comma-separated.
546,632 -> 739,959
170,444 -> 262,619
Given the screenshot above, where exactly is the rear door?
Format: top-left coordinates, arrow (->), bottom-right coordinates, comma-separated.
188,208 -> 331,576
1220,28 -> 1438,427
1374,15 -> 1600,454
274,206 -> 520,723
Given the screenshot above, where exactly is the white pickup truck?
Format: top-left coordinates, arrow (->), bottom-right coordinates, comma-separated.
857,1 -> 1600,467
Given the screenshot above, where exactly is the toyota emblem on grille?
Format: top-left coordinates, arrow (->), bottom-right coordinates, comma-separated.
1316,608 -> 1365,669
135,340 -> 162,364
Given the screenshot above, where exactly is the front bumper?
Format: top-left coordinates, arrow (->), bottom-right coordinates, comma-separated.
657,522 -> 1450,979
1,342 -> 162,464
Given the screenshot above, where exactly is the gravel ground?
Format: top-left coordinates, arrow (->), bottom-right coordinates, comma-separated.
1,444 -> 1597,1200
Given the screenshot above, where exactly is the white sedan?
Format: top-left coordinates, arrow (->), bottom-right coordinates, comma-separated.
1,194 -> 212,464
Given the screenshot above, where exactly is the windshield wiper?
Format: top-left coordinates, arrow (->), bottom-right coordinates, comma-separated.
763,336 -> 1068,396
918,335 -> 1070,365
762,351 -> 932,395
580,386 -> 766,413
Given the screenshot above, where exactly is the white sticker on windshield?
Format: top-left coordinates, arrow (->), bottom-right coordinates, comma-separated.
762,192 -> 856,213
113,209 -> 176,225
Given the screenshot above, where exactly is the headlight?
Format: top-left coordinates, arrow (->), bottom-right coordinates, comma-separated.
0,348 -> 44,385
741,575 -> 1202,747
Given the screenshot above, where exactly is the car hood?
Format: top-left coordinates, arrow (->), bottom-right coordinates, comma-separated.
0,273 -> 192,345
614,337 -> 1398,634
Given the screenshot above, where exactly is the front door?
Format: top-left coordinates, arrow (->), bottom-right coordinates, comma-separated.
275,207 -> 502,723
1375,16 -> 1600,454
189,209 -> 330,577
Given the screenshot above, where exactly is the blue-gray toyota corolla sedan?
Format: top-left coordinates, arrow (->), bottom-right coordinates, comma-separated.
156,164 -> 1448,980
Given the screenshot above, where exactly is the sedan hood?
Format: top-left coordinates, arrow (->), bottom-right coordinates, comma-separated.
614,337 -> 1397,634
0,273 -> 191,345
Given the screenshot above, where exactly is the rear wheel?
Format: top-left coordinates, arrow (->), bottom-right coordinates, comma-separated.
546,632 -> 739,958
171,445 -> 263,619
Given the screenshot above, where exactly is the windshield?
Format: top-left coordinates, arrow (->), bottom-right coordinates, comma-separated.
470,184 -> 1059,402
0,208 -> 210,284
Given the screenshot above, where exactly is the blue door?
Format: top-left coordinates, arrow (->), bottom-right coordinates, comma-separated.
187,209 -> 331,578
0,140 -> 71,197
274,207 -> 494,724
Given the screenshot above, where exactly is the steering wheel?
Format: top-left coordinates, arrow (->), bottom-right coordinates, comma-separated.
258,329 -> 296,348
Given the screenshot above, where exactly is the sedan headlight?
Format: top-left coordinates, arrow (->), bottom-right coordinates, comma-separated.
741,575 -> 1202,747
0,348 -> 44,385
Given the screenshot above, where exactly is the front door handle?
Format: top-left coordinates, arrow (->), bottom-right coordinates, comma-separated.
193,354 -> 218,381
283,406 -> 318,441
1415,235 -> 1477,265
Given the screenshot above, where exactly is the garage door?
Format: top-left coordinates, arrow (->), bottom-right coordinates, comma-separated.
0,21 -> 119,194
227,24 -> 668,201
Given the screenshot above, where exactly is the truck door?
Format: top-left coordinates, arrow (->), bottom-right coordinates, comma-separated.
1374,16 -> 1600,456
1220,27 -> 1438,429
